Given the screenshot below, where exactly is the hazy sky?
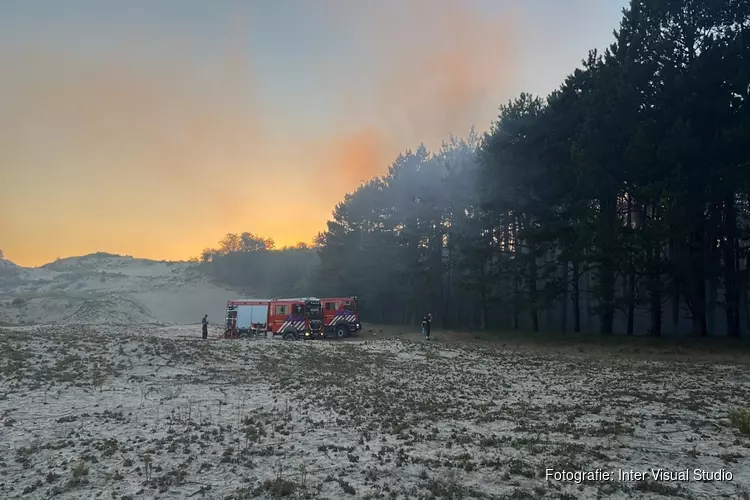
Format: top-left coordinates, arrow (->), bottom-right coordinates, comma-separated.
0,0 -> 627,266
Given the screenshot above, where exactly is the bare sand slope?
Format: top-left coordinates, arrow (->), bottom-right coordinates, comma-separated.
0,253 -> 243,326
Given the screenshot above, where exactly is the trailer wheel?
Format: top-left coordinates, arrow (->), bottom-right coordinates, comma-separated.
335,325 -> 349,339
282,331 -> 297,341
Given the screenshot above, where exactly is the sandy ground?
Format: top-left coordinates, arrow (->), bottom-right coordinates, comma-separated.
1,323 -> 749,500
0,254 -> 241,326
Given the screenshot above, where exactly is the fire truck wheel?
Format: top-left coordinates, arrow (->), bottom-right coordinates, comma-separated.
335,325 -> 350,339
282,331 -> 297,341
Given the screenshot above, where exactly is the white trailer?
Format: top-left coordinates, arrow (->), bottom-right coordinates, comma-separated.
235,303 -> 269,331
226,299 -> 271,337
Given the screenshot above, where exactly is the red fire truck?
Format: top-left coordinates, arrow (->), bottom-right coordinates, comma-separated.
225,297 -> 323,340
320,296 -> 361,338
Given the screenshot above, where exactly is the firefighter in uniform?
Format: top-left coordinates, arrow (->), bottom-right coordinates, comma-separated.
201,314 -> 209,339
421,313 -> 432,340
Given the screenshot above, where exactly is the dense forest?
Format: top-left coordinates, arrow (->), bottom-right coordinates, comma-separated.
201,0 -> 750,337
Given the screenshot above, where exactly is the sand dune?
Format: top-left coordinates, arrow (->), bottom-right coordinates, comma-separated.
0,252 -> 243,326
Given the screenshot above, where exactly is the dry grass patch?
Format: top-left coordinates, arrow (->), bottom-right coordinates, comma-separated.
0,323 -> 749,499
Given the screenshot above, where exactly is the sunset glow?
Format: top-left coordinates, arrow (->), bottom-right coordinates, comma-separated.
0,0 -> 626,266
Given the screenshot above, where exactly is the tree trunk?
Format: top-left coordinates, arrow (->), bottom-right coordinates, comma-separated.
436,226 -> 446,329
689,218 -> 708,337
513,271 -> 520,331
454,291 -> 461,327
480,283 -> 488,330
598,195 -> 617,334
649,240 -> 662,336
560,259 -> 569,334
707,203 -> 722,334
742,278 -> 749,334
511,220 -> 520,331
627,275 -> 636,335
649,203 -> 662,336
669,238 -> 680,332
445,236 -> 452,330
572,260 -> 581,333
528,250 -> 539,333
626,195 -> 635,335
707,277 -> 717,335
724,195 -> 740,338
734,245 -> 742,336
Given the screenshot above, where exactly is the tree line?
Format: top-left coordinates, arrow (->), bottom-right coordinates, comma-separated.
204,0 -> 750,337
198,232 -> 319,299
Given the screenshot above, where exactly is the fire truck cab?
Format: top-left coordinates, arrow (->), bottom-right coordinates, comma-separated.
225,297 -> 323,340
321,296 -> 361,338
